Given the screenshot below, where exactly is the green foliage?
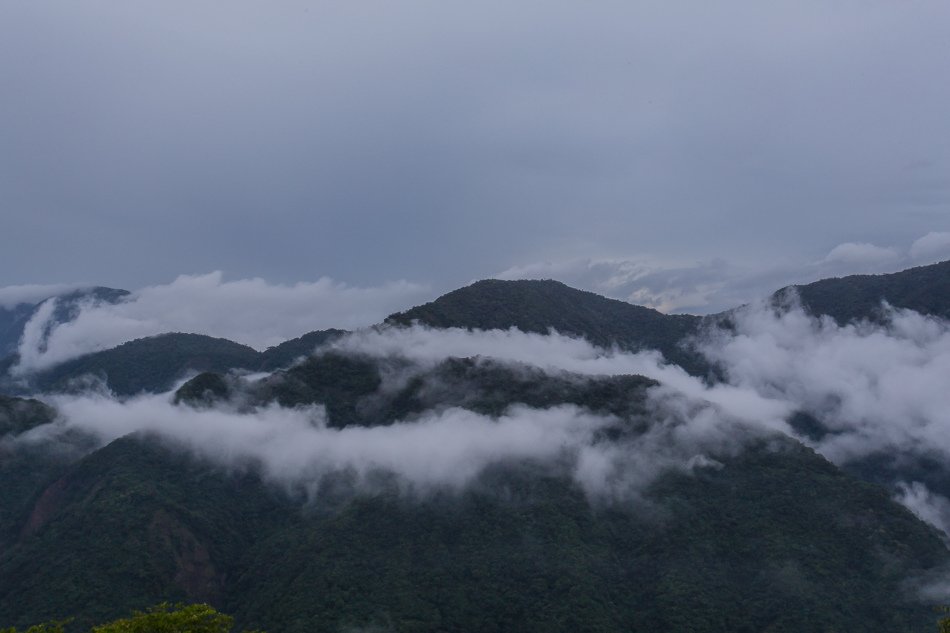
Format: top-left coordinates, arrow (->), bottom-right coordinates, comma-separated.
0,395 -> 83,556
1,426 -> 947,632
0,622 -> 67,633
91,603 -> 231,633
0,436 -> 290,630
4,603 -> 260,633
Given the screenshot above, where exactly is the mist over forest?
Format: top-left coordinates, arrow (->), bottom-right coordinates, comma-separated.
4,2 -> 950,630
2,262 -> 950,631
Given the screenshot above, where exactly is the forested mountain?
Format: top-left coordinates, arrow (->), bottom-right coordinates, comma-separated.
4,262 -> 950,632
781,259 -> 950,324
25,333 -> 262,396
387,279 -> 705,373
4,330 -> 347,397
258,329 -> 346,371
3,360 -> 948,632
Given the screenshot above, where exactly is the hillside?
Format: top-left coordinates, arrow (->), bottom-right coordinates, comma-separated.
386,280 -> 705,373
29,333 -> 262,396
1,406 -> 945,632
0,304 -> 36,359
5,264 -> 950,631
784,259 -> 950,324
177,355 -> 657,427
3,329 -> 348,397
0,287 -> 129,358
258,329 -> 346,371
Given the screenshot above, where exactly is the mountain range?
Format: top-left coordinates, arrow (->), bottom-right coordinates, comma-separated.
3,261 -> 950,632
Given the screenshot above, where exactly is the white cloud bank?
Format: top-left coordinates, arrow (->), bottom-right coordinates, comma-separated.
910,232 -> 950,262
333,324 -> 791,427
496,231 -> 950,314
0,283 -> 87,310
820,242 -> 900,267
10,321 -> 792,500
12,285 -> 950,531
15,390 -> 749,501
700,300 -> 950,466
13,272 -> 431,373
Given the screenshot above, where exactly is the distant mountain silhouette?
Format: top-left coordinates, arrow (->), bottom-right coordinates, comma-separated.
0,287 -> 129,358
782,259 -> 950,324
387,279 -> 705,373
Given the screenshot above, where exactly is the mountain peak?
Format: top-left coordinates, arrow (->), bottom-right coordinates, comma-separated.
386,278 -> 704,371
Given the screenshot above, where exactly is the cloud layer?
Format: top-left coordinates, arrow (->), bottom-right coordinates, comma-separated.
11,321 -> 791,500
2,2 -> 948,289
12,288 -> 950,535
700,300 -> 950,466
497,233 -> 950,314
13,272 -> 430,373
0,284 -> 87,310
14,389 -> 749,502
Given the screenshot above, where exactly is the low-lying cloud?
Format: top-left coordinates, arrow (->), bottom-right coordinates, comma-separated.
16,388 -> 747,501
700,299 -> 950,466
496,232 -> 950,314
332,324 -> 791,428
13,272 -> 431,374
9,321 -> 794,501
0,283 -> 87,310
13,290 -> 950,529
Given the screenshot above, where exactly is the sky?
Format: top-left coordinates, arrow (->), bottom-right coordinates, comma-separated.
2,1 -> 949,314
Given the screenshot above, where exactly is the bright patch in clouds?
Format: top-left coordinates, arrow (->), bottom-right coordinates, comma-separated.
911,232 -> 950,262
13,272 -> 431,373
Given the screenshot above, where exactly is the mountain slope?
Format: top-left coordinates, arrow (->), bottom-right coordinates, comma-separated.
386,280 -> 705,373
0,395 -> 76,556
0,435 -> 290,630
258,329 -> 346,371
178,354 -> 657,428
232,439 -> 948,633
30,333 -> 262,396
784,259 -> 950,324
2,426 -> 946,633
0,304 -> 36,359
0,287 -> 130,358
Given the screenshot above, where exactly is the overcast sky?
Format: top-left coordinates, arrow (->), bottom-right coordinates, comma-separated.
2,1 -> 949,313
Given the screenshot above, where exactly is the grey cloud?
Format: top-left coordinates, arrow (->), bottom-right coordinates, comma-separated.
13,272 -> 431,373
14,388 -> 751,502
911,232 -> 950,262
819,243 -> 900,267
698,299 -> 950,467
895,482 -> 950,540
331,324 -> 792,427
1,2 -> 949,288
10,318 -> 794,501
496,233 -> 950,314
16,293 -> 950,519
0,283 -> 87,310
